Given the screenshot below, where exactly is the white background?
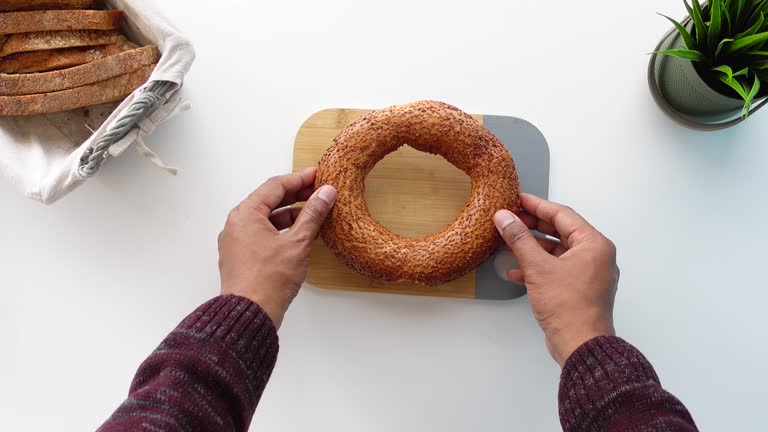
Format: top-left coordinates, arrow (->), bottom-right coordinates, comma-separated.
1,0 -> 766,430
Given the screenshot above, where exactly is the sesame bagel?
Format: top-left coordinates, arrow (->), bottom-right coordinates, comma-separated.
316,101 -> 520,286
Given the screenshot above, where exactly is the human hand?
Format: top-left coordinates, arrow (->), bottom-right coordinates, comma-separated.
218,168 -> 336,329
493,194 -> 619,367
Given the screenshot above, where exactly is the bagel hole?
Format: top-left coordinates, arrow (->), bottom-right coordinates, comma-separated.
364,145 -> 471,238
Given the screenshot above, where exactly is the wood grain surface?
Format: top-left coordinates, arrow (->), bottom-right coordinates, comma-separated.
292,108 -> 486,298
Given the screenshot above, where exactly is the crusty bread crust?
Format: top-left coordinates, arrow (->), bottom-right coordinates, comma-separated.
0,30 -> 124,57
0,45 -> 159,95
0,63 -> 155,116
0,0 -> 99,12
0,10 -> 122,34
316,101 -> 521,286
0,40 -> 136,73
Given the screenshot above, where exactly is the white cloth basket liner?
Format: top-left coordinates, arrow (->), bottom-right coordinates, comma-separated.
0,0 -> 195,204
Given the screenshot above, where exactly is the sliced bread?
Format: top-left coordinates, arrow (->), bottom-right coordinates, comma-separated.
0,40 -> 137,73
0,0 -> 99,11
0,45 -> 159,95
0,63 -> 156,116
0,10 -> 122,34
0,30 -> 124,57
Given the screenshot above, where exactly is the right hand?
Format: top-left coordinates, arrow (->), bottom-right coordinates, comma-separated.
493,194 -> 619,367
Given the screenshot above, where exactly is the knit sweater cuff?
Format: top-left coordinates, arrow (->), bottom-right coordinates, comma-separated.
173,295 -> 279,381
558,336 -> 661,431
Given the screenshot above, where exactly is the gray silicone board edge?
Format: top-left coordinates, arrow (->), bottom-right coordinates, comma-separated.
474,115 -> 551,300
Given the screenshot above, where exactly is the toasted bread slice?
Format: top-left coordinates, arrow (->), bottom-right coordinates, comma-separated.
0,63 -> 156,116
0,40 -> 137,73
0,45 -> 159,95
0,30 -> 124,57
0,10 -> 122,34
0,0 -> 99,11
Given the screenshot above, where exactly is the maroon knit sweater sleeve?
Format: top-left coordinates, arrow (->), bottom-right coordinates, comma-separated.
97,295 -> 279,432
559,336 -> 698,431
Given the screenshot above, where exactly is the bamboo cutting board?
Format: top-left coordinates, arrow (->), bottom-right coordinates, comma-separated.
292,108 -> 550,299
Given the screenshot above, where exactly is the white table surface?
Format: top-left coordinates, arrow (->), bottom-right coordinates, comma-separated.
2,0 -> 767,430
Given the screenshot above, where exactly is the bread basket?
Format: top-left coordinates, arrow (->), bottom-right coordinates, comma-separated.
0,0 -> 195,204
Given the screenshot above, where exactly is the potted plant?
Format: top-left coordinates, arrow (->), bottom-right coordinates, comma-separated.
649,0 -> 768,129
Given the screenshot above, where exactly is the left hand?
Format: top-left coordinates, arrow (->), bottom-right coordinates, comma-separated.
218,167 -> 337,329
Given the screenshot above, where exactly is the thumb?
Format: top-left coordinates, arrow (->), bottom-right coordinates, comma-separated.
494,210 -> 548,268
291,185 -> 337,242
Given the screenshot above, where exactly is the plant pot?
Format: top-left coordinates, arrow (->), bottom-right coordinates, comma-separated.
651,24 -> 745,123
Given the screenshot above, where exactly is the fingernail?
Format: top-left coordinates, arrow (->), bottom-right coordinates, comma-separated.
317,185 -> 337,205
300,166 -> 316,176
493,210 -> 516,231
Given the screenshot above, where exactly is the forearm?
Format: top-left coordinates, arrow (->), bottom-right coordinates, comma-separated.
559,336 -> 697,432
97,295 -> 279,432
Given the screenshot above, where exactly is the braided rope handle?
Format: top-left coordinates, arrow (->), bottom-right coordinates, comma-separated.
78,80 -> 176,177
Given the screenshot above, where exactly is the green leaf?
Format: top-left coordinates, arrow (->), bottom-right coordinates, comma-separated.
748,74 -> 761,99
734,67 -> 750,77
745,50 -> 768,56
688,0 -> 707,46
716,38 -> 734,57
736,0 -> 746,27
753,60 -> 768,68
719,74 -> 749,99
749,0 -> 768,24
727,31 -> 768,53
659,13 -> 696,49
656,49 -> 706,61
735,12 -> 764,39
743,75 -> 761,117
713,64 -> 735,80
709,0 -> 723,49
724,6 -> 732,35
